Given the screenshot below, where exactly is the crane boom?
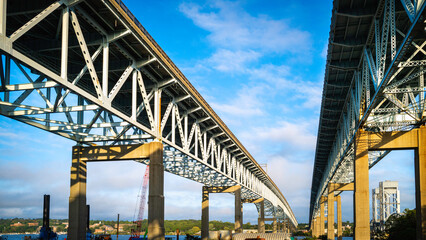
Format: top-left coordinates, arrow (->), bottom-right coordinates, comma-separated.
138,165 -> 149,221
130,165 -> 149,240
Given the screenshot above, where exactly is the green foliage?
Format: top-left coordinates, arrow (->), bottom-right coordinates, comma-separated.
386,208 -> 416,240
1,218 -> 256,235
372,208 -> 416,240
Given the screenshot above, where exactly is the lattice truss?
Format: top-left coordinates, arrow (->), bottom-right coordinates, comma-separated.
313,0 -> 425,216
0,0 -> 297,226
372,181 -> 400,223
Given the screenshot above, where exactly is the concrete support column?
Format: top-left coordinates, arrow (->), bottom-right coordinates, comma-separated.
354,130 -> 370,240
68,146 -> 87,240
336,195 -> 342,240
235,187 -> 242,233
289,219 -> 292,234
416,126 -> 426,240
201,187 -> 209,240
320,197 -> 325,236
272,218 -> 277,233
148,142 -> 164,240
327,186 -> 335,240
315,217 -> 320,237
258,200 -> 265,233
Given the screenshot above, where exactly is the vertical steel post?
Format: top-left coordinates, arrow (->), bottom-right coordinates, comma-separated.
171,105 -> 175,144
132,70 -> 137,120
61,7 -> 69,80
0,0 -> 6,36
102,42 -> 109,97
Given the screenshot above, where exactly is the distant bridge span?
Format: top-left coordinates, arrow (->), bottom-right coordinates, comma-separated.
311,0 -> 426,239
0,0 -> 297,239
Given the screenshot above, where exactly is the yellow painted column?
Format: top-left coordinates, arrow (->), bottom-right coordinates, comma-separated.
354,130 -> 370,240
416,126 -> 426,240
148,142 -> 165,240
336,195 -> 342,240
68,146 -> 87,240
327,186 -> 335,240
320,197 -> 325,236
258,200 -> 265,233
235,187 -> 243,233
201,186 -> 209,240
272,218 -> 277,233
315,217 -> 319,237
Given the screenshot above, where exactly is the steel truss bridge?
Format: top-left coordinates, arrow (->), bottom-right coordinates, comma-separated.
311,0 -> 425,230
0,0 -> 297,228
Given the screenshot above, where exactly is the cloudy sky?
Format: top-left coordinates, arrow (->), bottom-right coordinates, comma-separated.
0,0 -> 417,224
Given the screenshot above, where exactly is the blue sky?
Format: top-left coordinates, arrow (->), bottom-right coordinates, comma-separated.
0,0 -> 417,224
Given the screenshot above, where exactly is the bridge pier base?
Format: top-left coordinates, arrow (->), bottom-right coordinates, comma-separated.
201,187 -> 209,240
147,141 -> 165,240
235,187 -> 243,233
258,199 -> 265,233
201,185 -> 241,240
68,146 -> 87,240
327,185 -> 335,240
272,218 -> 277,233
313,217 -> 318,237
67,142 -> 165,240
336,195 -> 342,240
416,126 -> 426,240
354,130 -> 370,240
320,196 -> 325,236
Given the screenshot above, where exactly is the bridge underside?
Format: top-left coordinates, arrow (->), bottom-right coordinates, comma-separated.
0,0 -> 297,233
311,0 -> 426,239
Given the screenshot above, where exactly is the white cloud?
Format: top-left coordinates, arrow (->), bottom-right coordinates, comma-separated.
267,155 -> 313,221
208,49 -> 261,72
254,121 -> 317,151
179,1 -> 311,54
211,85 -> 267,118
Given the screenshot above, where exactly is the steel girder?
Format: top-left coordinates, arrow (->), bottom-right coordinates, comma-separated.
0,0 -> 297,226
311,0 -> 426,222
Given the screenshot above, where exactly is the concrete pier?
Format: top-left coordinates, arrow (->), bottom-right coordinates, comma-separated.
258,199 -> 265,233
320,196 -> 325,236
68,146 -> 87,240
201,187 -> 209,240
147,141 -> 165,240
201,185 -> 241,240
235,187 -> 242,233
336,195 -> 342,240
327,185 -> 335,240
67,142 -> 164,240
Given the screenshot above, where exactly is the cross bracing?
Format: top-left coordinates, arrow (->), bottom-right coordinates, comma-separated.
311,0 -> 426,223
0,0 -> 297,226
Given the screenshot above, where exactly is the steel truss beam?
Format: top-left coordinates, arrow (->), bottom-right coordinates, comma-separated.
0,0 -> 297,226
312,0 -> 426,221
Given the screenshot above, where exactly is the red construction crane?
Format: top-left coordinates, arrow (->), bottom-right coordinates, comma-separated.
129,165 -> 149,240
